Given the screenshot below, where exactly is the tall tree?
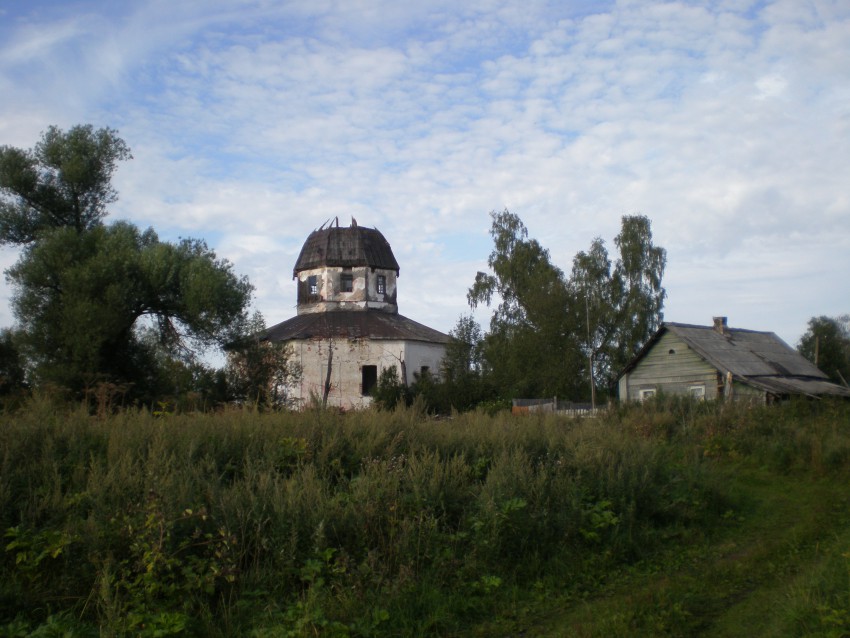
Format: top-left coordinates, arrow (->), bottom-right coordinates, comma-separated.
611,215 -> 667,361
1,125 -> 253,401
0,125 -> 131,244
468,209 -> 583,399
470,210 -> 666,402
8,222 -> 253,397
570,215 -> 666,393
569,236 -> 614,405
433,314 -> 496,412
798,315 -> 850,386
441,314 -> 485,381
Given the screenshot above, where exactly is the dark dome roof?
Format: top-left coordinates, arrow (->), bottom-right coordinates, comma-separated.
293,224 -> 400,275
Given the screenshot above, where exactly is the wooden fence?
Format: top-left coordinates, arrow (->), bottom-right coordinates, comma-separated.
511,398 -> 600,417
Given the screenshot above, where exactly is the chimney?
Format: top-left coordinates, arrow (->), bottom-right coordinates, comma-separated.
713,316 -> 728,334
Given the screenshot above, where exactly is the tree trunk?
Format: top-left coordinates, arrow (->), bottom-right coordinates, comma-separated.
322,342 -> 333,408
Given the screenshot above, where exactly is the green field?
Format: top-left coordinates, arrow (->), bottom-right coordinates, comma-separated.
1,397 -> 848,636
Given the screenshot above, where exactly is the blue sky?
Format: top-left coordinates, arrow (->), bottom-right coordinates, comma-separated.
1,0 -> 849,349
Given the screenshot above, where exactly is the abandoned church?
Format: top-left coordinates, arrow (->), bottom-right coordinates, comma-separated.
263,220 -> 450,409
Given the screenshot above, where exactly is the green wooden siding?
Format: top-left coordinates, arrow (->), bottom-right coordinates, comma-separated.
620,332 -> 720,401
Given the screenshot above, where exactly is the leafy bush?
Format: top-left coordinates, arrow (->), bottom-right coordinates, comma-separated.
371,365 -> 410,411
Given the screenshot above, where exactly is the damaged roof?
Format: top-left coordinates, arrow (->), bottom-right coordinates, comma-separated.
621,322 -> 850,399
263,310 -> 451,344
294,224 -> 400,276
664,323 -> 823,378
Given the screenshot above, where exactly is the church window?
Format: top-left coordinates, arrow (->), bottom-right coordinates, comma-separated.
377,275 -> 386,294
341,273 -> 353,293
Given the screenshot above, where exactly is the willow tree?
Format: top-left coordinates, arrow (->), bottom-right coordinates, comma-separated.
1,125 -> 253,400
0,124 -> 131,244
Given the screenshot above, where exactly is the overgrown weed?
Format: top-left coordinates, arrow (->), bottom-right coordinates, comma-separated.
1,399 -> 848,634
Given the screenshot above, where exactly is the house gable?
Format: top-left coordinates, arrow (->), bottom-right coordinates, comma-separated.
619,331 -> 719,401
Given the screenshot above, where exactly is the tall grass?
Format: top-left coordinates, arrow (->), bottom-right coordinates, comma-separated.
1,397 -> 849,635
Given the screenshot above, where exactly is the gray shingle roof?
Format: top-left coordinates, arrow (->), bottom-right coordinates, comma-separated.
293,225 -> 400,276
665,323 -> 825,378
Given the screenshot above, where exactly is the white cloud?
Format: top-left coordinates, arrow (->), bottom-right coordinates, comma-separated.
1,0 -> 848,352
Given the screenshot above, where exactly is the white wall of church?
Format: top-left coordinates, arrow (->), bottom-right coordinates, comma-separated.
403,341 -> 446,382
290,337 -> 445,410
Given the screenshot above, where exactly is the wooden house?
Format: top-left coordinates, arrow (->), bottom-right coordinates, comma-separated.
618,317 -> 850,403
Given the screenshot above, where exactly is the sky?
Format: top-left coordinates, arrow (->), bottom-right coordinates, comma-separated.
1,0 -> 848,352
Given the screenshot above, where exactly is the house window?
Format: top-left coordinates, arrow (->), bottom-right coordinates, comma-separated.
362,365 -> 378,396
639,388 -> 656,401
688,385 -> 706,400
308,275 -> 318,295
377,275 -> 386,295
341,273 -> 353,293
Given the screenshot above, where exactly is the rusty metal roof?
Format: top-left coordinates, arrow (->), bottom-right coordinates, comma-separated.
264,310 -> 450,344
293,225 -> 400,276
620,322 -> 850,398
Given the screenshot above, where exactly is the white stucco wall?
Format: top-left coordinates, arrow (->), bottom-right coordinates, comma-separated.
290,337 -> 445,410
403,341 -> 446,382
295,266 -> 398,314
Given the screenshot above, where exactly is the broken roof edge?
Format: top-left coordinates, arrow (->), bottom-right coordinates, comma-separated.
292,224 -> 401,277
740,375 -> 850,399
